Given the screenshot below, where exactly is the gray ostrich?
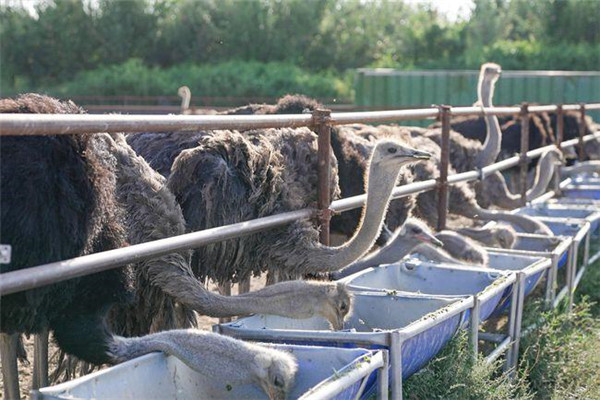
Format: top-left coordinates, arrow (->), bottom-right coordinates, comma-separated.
166,130 -> 432,285
0,95 -> 351,397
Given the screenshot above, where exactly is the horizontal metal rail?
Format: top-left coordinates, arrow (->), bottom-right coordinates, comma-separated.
3,131 -> 596,295
1,103 -> 599,136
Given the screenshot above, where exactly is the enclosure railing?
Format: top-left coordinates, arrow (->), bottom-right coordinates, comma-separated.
0,102 -> 599,295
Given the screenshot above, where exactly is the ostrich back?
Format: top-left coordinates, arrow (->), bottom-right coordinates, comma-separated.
167,128 -> 339,284
0,95 -> 132,364
126,131 -> 208,178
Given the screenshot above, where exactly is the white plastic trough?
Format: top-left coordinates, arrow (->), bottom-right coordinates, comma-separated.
515,204 -> 600,233
216,292 -> 473,400
337,258 -> 513,322
34,344 -> 387,400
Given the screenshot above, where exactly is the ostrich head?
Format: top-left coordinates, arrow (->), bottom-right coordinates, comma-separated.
490,224 -> 517,248
253,346 -> 298,400
369,140 -> 432,171
315,282 -> 353,330
480,62 -> 502,86
177,85 -> 191,98
398,218 -> 443,247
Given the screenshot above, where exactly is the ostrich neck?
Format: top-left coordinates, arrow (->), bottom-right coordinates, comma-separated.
475,80 -> 501,168
311,163 -> 400,271
110,331 -> 257,384
180,92 -> 190,111
475,207 -> 553,236
484,150 -> 558,209
334,236 -> 421,279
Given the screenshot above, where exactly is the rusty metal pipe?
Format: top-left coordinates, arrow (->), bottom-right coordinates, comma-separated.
519,103 -> 530,207
313,109 -> 332,245
578,104 -> 586,161
436,105 -> 451,231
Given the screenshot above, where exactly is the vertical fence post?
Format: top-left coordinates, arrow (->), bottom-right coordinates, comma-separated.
554,105 -> 564,194
578,103 -> 586,161
519,103 -> 530,207
437,105 -> 451,231
312,109 -> 332,245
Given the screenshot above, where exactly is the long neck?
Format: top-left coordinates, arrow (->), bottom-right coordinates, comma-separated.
414,243 -> 463,265
475,207 -> 553,236
333,236 -> 420,279
310,162 -> 400,271
484,150 -> 559,209
475,78 -> 501,168
180,89 -> 191,112
108,330 -> 259,384
156,269 -> 315,319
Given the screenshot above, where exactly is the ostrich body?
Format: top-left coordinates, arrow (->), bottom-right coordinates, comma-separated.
0,95 -> 352,398
167,129 -> 431,284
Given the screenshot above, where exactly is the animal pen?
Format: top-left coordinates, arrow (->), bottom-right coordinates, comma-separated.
1,101 -> 599,400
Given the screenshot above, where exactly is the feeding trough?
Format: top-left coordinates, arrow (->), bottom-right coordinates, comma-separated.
562,184 -> 600,200
34,344 -> 387,400
514,204 -> 600,233
217,292 -> 472,399
338,259 -> 513,323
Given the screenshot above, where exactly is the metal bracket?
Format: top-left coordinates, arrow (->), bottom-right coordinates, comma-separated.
0,245 -> 12,264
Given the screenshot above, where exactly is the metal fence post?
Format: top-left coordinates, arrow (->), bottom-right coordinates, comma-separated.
519,103 -> 530,207
578,103 -> 586,161
554,105 -> 564,194
437,105 -> 451,231
312,109 -> 332,245
469,294 -> 480,363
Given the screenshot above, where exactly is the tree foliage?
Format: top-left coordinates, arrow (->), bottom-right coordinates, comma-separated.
1,0 -> 598,96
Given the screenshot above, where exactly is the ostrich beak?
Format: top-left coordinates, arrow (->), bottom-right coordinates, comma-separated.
417,232 -> 443,247
408,149 -> 432,160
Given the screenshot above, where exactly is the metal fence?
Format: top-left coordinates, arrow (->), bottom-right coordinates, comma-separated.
0,102 -> 599,294
1,102 -> 600,400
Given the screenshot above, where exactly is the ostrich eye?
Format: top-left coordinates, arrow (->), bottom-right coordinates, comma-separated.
340,302 -> 347,311
411,228 -> 421,234
387,147 -> 397,154
273,376 -> 284,388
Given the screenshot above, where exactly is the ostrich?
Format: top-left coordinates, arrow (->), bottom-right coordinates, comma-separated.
166,129 -> 432,285
178,86 -> 191,113
203,93 -> 510,263
332,218 -> 458,279
0,95 -> 350,398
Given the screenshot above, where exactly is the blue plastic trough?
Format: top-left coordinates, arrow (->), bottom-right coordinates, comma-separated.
216,292 -> 471,398
515,205 -> 600,233
563,186 -> 600,200
485,250 -> 553,313
338,259 -> 512,323
34,345 -> 386,400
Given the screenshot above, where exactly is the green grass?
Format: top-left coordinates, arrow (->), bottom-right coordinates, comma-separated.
401,254 -> 600,399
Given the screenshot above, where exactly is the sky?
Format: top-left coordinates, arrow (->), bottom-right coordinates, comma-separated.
405,0 -> 475,21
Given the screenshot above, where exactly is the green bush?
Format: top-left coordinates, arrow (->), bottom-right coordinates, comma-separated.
4,59 -> 352,101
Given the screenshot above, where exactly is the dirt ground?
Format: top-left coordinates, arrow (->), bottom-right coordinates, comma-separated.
0,275 -> 267,399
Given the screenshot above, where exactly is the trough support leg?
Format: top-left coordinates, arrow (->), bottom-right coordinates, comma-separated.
1,333 -> 20,400
469,295 -> 480,363
509,272 -> 526,377
583,232 -> 590,267
504,277 -> 520,373
377,351 -> 389,400
566,241 -> 578,314
545,254 -> 558,310
390,331 -> 403,400
32,328 -> 49,390
218,282 -> 232,323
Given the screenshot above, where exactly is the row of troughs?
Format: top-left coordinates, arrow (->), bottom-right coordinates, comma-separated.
36,172 -> 600,400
